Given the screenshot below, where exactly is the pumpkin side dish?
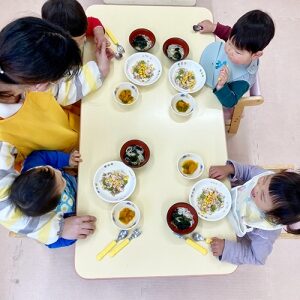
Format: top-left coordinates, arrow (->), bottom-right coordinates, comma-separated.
176,99 -> 190,112
182,160 -> 198,175
118,89 -> 134,104
119,207 -> 135,224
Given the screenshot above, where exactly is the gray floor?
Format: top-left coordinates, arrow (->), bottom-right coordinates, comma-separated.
1,1 -> 300,299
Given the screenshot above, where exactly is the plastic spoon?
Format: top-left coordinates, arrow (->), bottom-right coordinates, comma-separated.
109,228 -> 142,257
106,28 -> 125,54
114,51 -> 123,60
192,232 -> 212,244
96,230 -> 128,260
175,234 -> 208,255
193,24 -> 203,32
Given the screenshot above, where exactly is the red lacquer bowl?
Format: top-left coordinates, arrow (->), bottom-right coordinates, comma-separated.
120,139 -> 150,168
163,37 -> 189,61
129,28 -> 156,52
166,202 -> 198,235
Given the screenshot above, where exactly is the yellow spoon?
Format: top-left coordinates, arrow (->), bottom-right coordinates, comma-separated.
109,228 -> 142,257
105,27 -> 125,54
96,230 -> 128,261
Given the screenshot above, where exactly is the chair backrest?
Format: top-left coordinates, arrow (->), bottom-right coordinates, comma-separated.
226,74 -> 264,134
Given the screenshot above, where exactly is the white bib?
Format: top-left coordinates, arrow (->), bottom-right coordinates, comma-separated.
229,171 -> 282,237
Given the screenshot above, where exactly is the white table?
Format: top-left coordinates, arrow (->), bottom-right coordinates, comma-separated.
75,5 -> 236,279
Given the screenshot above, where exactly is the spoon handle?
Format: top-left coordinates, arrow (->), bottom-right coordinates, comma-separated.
186,238 -> 208,255
109,238 -> 130,257
96,240 -> 117,260
105,28 -> 119,45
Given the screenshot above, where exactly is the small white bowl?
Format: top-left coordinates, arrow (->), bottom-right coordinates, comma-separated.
171,93 -> 196,116
177,153 -> 205,180
111,201 -> 141,230
113,82 -> 139,106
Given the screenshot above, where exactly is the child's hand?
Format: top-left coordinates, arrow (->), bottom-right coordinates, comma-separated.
211,237 -> 225,257
215,65 -> 230,90
95,41 -> 113,78
197,20 -> 217,33
105,47 -> 115,60
209,164 -> 234,180
61,215 -> 97,239
93,26 -> 111,49
69,150 -> 82,167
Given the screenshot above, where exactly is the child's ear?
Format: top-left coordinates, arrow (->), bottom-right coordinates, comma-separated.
252,51 -> 263,60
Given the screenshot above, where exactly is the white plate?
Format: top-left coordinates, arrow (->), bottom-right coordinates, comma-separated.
113,82 -> 139,106
171,93 -> 196,116
124,52 -> 162,86
168,60 -> 206,93
177,153 -> 204,179
189,178 -> 232,221
111,201 -> 141,230
93,161 -> 136,203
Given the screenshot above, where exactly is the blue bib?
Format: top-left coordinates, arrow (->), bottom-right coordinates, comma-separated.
200,41 -> 258,88
55,172 -> 77,214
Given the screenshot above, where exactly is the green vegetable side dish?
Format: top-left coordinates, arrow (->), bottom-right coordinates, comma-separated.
124,145 -> 145,166
171,207 -> 194,230
132,34 -> 152,51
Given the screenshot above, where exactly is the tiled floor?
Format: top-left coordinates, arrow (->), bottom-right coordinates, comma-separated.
1,1 -> 300,299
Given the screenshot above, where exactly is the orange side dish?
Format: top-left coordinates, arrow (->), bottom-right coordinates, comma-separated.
182,160 -> 198,175
119,207 -> 135,224
119,89 -> 134,104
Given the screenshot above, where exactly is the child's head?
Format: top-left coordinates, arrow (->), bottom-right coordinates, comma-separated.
0,16 -> 82,103
10,166 -> 66,217
251,171 -> 300,234
42,0 -> 88,47
225,10 -> 275,65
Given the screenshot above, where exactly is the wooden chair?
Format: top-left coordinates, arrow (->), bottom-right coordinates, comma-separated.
225,75 -> 264,134
262,164 -> 300,239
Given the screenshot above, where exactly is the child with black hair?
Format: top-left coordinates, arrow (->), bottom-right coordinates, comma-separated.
208,161 -> 300,265
198,10 -> 275,108
42,0 -> 110,51
10,150 -> 82,248
0,17 -> 108,246
41,0 -> 114,115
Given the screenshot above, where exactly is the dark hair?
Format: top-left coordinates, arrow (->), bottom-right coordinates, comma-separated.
229,10 -> 275,53
267,171 -> 300,235
10,167 -> 61,217
0,16 -> 82,85
42,0 -> 88,37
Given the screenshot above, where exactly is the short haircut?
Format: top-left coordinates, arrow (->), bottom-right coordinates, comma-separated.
42,0 -> 88,37
229,10 -> 275,53
0,17 -> 82,85
10,167 -> 61,217
267,171 -> 300,235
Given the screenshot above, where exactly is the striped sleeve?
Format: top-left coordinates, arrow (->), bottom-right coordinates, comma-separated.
0,141 -> 63,244
51,61 -> 103,106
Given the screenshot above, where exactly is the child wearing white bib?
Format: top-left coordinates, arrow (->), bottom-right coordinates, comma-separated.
209,160 -> 300,265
